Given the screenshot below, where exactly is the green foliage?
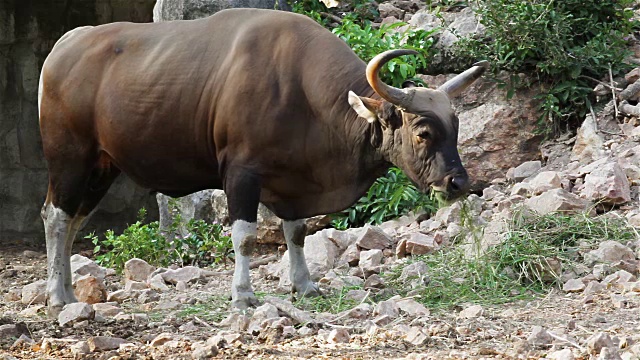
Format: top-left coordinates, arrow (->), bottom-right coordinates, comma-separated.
87,207 -> 233,273
381,211 -> 637,310
333,18 -> 435,87
454,0 -> 636,134
332,167 -> 439,229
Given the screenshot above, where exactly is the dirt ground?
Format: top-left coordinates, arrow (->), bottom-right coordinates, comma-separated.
0,242 -> 639,360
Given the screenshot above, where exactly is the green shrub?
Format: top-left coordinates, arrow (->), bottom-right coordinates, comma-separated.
332,167 -> 439,229
454,0 -> 636,134
87,208 -> 232,272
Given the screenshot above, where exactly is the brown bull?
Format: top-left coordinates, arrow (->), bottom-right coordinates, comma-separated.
39,8 -> 488,315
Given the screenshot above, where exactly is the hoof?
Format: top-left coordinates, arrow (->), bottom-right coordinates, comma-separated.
231,292 -> 261,310
293,282 -> 322,298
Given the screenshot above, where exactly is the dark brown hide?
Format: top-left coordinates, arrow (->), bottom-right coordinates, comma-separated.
40,9 -> 389,220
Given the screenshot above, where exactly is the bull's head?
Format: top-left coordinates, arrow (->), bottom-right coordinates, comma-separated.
348,49 -> 488,200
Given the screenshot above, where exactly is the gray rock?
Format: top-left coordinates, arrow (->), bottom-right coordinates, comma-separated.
191,341 -> 219,359
572,114 -> 606,164
124,280 -> 149,291
586,332 -> 615,355
93,303 -> 123,318
248,303 -> 280,335
124,258 -> 156,283
150,333 -> 173,347
70,254 -> 108,281
527,326 -> 553,348
378,3 -> 404,19
359,249 -> 383,276
562,278 -> 586,292
578,161 -> 631,205
585,241 -> 636,265
154,0 -> 278,22
363,274 -> 385,289
219,313 -> 250,332
526,171 -> 562,195
21,280 -> 46,305
598,348 -> 623,360
374,299 -> 399,318
356,225 -> 392,250
0,324 -> 20,338
87,336 -> 127,351
340,244 -> 360,267
58,302 -> 95,327
264,296 -> 314,325
345,289 -> 369,302
547,348 -> 575,360
161,266 -> 203,284
326,328 -> 350,343
396,298 -> 429,317
404,326 -> 429,346
525,189 -> 592,215
458,304 -> 483,319
70,341 -> 90,356
401,232 -> 440,256
399,261 -> 429,282
149,274 -> 171,292
508,161 -> 542,182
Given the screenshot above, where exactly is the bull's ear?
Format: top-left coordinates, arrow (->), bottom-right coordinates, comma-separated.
348,91 -> 380,123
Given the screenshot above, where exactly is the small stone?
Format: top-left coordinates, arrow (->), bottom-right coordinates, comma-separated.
599,347 -> 623,360
87,336 -> 127,351
622,281 -> 640,292
525,189 -> 592,215
21,280 -> 47,305
374,299 -> 399,318
508,161 -> 542,182
71,254 -> 107,281
191,341 -> 219,359
19,305 -> 45,317
124,280 -> 149,291
458,304 -> 483,319
4,288 -> 21,302
176,281 -> 188,292
93,303 -> 123,317
345,290 -> 369,302
359,249 -> 383,276
161,266 -> 203,284
58,302 -> 95,326
70,341 -> 90,356
356,225 -> 392,250
264,297 -> 314,325
404,233 -> 440,255
107,289 -> 134,303
584,281 -> 607,295
248,303 -> 280,335
219,313 -> 250,332
527,171 -> 562,195
527,326 -> 553,348
563,278 -> 586,292
396,298 -> 429,317
404,326 -> 429,346
0,324 -> 20,338
511,182 -> 533,197
363,274 -> 385,289
124,258 -> 156,282
138,289 -> 161,304
611,294 -> 628,309
585,241 -> 636,265
547,348 -> 575,360
150,333 -> 173,347
326,328 -> 350,343
342,303 -> 371,320
586,332 -> 615,355
149,274 -> 170,292
340,244 -> 360,267
74,274 -> 108,304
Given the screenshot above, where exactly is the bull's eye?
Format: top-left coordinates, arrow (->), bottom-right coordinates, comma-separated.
416,131 -> 430,141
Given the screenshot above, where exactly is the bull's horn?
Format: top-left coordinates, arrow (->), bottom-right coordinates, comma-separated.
366,49 -> 419,107
438,60 -> 490,97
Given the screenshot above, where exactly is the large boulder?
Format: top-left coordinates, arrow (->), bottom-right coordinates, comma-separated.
419,73 -> 543,190
153,0 -> 279,22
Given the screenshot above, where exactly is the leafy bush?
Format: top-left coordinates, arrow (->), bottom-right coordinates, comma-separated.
332,168 -> 439,229
454,0 -> 636,134
87,208 -> 232,272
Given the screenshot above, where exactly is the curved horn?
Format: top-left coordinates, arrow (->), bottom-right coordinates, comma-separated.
438,60 -> 490,97
366,49 -> 419,106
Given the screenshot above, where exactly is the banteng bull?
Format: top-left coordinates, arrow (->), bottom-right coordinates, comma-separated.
39,8 -> 488,315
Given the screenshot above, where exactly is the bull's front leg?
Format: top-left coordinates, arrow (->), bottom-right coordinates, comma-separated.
225,170 -> 261,310
283,219 -> 321,297
230,220 -> 260,309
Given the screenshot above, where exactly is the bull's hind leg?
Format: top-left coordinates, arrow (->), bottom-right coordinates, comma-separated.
283,219 -> 321,297
225,169 -> 262,310
42,155 -> 119,316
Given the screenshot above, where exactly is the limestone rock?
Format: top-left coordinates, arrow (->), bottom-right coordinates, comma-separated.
74,274 -> 107,304
527,326 -> 553,348
356,225 -> 392,250
578,161 -> 631,205
359,249 -> 383,276
70,254 -> 107,281
585,241 -> 636,265
402,233 -> 440,256
396,298 -> 429,317
326,328 -> 350,343
87,336 -> 127,352
586,332 -> 615,355
58,302 -> 95,327
124,258 -> 156,283
93,303 -> 123,318
527,171 -> 562,195
572,114 -> 606,164
458,304 -> 483,319
508,161 -> 542,182
21,280 -> 46,305
562,278 -> 586,292
404,326 -> 429,346
525,189 -> 592,215
161,266 -> 203,284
